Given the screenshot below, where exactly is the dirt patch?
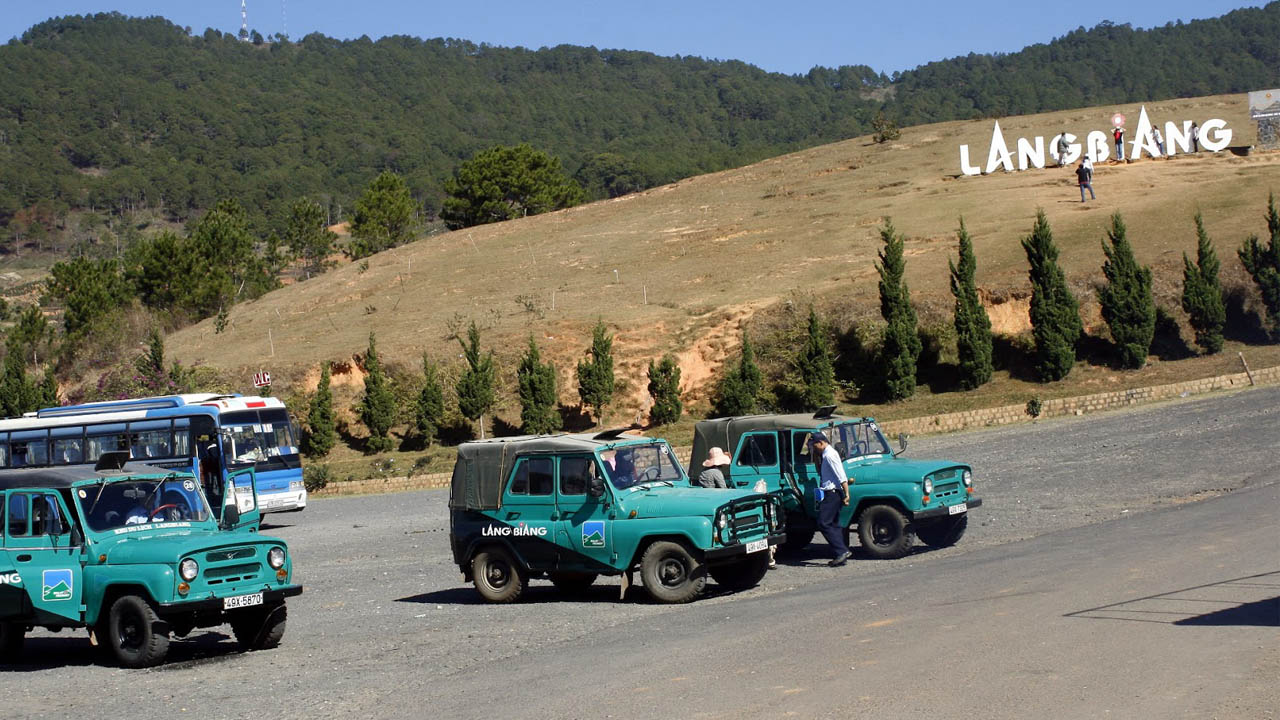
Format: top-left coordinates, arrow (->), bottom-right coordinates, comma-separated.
983,290 -> 1031,335
300,357 -> 368,392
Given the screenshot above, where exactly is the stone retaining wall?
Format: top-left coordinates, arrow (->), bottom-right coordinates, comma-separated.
313,363 -> 1279,498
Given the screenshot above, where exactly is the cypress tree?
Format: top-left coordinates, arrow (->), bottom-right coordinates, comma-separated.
359,333 -> 398,453
647,354 -> 682,426
415,354 -> 445,446
576,320 -> 615,425
517,336 -> 559,435
136,327 -> 167,392
1022,210 -> 1082,381
303,363 -> 336,458
456,321 -> 497,439
1098,213 -> 1155,369
1237,193 -> 1280,340
39,370 -> 58,409
796,307 -> 836,409
712,332 -> 762,417
877,219 -> 921,400
949,219 -> 994,389
1181,212 -> 1226,354
0,351 -> 38,418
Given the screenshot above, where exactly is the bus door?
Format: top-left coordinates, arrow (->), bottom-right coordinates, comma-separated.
2,490 -> 83,625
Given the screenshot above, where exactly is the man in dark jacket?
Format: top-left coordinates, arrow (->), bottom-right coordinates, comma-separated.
1076,161 -> 1095,203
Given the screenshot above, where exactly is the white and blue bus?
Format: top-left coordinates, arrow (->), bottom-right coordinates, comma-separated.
0,394 -> 306,513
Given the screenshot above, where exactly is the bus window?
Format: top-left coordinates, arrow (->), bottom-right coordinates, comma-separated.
173,418 -> 191,458
52,438 -> 84,464
129,421 -> 173,459
86,424 -> 129,461
0,443 -> 8,468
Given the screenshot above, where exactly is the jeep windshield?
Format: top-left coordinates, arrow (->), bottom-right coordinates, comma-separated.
79,476 -> 212,532
599,442 -> 685,489
832,421 -> 892,459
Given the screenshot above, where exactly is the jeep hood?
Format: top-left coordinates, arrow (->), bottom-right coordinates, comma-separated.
848,456 -> 968,482
618,486 -> 764,518
95,527 -> 282,564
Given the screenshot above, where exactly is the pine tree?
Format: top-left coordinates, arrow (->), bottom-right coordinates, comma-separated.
712,332 -> 762,417
949,219 -> 994,389
1022,210 -> 1082,381
348,171 -> 418,260
359,333 -> 398,453
1098,213 -> 1155,369
647,354 -> 682,426
456,321 -> 496,439
303,363 -> 336,458
1237,193 -> 1280,340
414,355 -> 445,447
136,327 -> 167,392
517,336 -> 559,435
1181,212 -> 1226,354
576,320 -> 615,425
0,351 -> 37,418
39,370 -> 58,409
796,307 -> 836,409
877,219 -> 921,400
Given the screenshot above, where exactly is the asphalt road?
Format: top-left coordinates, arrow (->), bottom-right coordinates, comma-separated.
6,386 -> 1279,719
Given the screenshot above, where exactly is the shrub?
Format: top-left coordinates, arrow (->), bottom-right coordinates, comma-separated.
303,464 -> 331,493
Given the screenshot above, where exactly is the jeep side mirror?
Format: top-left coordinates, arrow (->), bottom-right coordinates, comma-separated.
587,477 -> 605,498
69,525 -> 84,547
895,433 -> 909,457
223,503 -> 241,528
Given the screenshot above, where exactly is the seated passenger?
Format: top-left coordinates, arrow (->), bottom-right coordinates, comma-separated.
697,447 -> 731,489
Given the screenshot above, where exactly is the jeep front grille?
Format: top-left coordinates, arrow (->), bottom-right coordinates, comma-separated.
203,562 -> 262,585
933,482 -> 962,499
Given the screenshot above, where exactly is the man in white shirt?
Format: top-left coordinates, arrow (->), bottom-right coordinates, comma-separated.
809,431 -> 851,567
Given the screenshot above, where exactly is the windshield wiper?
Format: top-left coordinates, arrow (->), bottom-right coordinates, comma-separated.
85,479 -> 109,517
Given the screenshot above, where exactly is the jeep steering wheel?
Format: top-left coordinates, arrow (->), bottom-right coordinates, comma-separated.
639,467 -> 661,483
148,503 -> 180,521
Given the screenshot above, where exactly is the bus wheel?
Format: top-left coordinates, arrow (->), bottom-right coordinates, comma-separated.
107,595 -> 170,668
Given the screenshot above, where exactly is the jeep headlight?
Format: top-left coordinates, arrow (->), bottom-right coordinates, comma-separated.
267,547 -> 286,569
716,514 -> 728,530
923,477 -> 934,495
962,470 -> 972,487
179,558 -> 199,581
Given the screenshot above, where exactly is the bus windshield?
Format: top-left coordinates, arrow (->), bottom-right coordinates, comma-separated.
80,476 -> 211,532
220,409 -> 300,471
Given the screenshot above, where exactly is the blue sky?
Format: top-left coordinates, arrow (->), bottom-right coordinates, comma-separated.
2,1 -> 1267,75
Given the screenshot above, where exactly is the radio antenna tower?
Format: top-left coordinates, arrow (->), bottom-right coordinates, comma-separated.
281,0 -> 288,40
238,0 -> 250,42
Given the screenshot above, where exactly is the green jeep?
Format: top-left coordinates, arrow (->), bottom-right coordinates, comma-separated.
0,460 -> 302,667
692,408 -> 982,560
448,430 -> 785,604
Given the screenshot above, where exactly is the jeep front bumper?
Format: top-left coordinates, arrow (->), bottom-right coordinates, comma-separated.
705,532 -> 785,562
912,497 -> 982,521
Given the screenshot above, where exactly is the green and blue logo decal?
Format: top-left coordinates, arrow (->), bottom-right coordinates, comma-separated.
582,520 -> 605,548
42,569 -> 73,602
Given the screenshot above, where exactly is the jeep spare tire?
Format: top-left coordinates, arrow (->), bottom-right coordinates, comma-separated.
472,547 -> 527,603
640,541 -> 707,603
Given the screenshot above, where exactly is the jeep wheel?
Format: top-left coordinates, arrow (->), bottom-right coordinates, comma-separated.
709,551 -> 770,591
640,541 -> 707,604
856,504 -> 915,560
917,513 -> 968,549
231,603 -> 288,651
107,595 -> 170,668
549,572 -> 597,595
0,621 -> 24,661
472,547 -> 527,603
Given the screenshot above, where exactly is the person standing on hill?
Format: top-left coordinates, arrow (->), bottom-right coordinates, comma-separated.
1056,133 -> 1070,166
1076,160 -> 1095,203
1191,121 -> 1200,152
1152,126 -> 1165,156
1113,126 -> 1125,162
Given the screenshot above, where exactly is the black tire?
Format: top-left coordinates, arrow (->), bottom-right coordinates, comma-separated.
472,547 -> 527,603
640,541 -> 707,604
0,621 -> 24,662
548,572 -> 597,595
856,504 -> 915,560
107,595 -> 170,668
778,524 -> 814,555
231,603 -> 288,651
916,513 -> 968,549
709,551 -> 771,591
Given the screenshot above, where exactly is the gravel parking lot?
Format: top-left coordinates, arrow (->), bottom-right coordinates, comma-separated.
7,385 -> 1278,719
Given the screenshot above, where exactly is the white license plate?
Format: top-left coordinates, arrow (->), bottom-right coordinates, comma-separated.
744,539 -> 769,554
948,503 -> 967,516
223,592 -> 264,610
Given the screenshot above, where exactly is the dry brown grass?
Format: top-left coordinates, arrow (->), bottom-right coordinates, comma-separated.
167,92 -> 1279,435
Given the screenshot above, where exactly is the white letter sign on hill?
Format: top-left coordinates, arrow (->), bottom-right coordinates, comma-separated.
960,112 -> 1231,175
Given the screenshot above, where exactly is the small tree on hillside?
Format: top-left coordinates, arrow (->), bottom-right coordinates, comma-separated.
456,321 -> 496,439
517,336 -> 559,435
647,354 -> 682,426
0,351 -> 38,418
286,197 -> 338,277
414,355 -> 445,447
303,363 -> 336,458
1022,209 -> 1082,382
348,171 -> 418,260
1237,193 -> 1280,340
949,219 -> 994,389
712,332 -> 762,417
1098,213 -> 1155,369
442,143 -> 584,229
359,333 -> 398,453
39,370 -> 58,409
872,111 -> 901,143
576,320 -> 616,425
1181,212 -> 1226,354
136,328 -> 168,392
877,219 -> 921,400
796,307 -> 836,409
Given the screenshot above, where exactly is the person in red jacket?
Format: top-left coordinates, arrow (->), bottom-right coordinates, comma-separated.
1113,126 -> 1125,162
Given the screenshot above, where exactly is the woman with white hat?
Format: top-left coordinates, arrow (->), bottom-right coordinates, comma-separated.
697,447 -> 731,489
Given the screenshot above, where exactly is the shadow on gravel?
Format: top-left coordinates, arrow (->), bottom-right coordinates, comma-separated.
3,631 -> 242,672
398,580 -> 769,606
259,521 -> 295,531
1065,570 -> 1280,627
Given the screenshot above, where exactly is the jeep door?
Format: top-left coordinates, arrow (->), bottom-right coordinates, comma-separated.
2,490 -> 83,625
554,455 -> 613,571
0,493 -> 27,620
788,431 -> 821,514
499,456 -> 558,571
730,431 -> 780,490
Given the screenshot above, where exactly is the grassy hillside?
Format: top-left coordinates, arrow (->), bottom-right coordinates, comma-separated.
167,92 -> 1280,437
